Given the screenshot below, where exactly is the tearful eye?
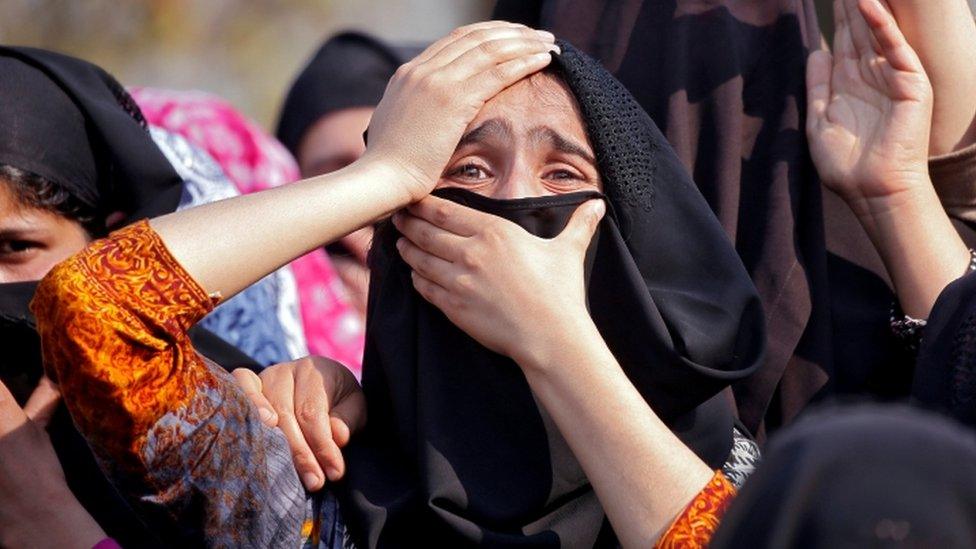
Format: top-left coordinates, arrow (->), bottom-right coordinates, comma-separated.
548,170 -> 577,180
450,163 -> 491,181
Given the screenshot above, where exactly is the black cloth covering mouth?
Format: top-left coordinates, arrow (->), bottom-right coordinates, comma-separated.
337,40 -> 766,548
710,403 -> 976,548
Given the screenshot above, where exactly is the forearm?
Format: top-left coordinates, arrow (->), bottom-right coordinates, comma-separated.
853,183 -> 971,318
1,489 -> 105,549
884,0 -> 976,154
151,159 -> 406,299
518,318 -> 713,548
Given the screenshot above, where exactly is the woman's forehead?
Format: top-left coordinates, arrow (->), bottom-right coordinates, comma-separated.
467,72 -> 588,143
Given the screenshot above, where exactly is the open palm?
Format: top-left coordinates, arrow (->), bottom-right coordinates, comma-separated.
807,0 -> 932,213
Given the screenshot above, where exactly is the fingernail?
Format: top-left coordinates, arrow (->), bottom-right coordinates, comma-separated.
592,200 -> 605,216
326,466 -> 342,481
302,472 -> 321,490
550,44 -> 561,55
258,408 -> 275,424
396,238 -> 405,251
391,212 -> 401,226
536,30 -> 555,42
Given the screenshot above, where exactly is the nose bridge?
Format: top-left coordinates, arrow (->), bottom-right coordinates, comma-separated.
491,146 -> 547,200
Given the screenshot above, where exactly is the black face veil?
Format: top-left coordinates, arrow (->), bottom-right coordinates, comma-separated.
337,41 -> 766,547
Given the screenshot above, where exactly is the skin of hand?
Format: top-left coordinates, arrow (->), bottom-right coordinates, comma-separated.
808,0 -> 971,317
232,357 -> 365,492
808,0 -> 934,215
393,196 -> 605,366
333,256 -> 370,316
880,0 -> 976,155
0,378 -> 106,548
150,21 -> 558,302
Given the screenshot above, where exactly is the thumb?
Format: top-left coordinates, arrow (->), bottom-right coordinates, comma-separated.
23,375 -> 61,429
559,199 -> 605,250
806,49 -> 832,134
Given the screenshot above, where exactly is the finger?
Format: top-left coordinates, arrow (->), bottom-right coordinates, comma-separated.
407,195 -> 483,236
806,50 -> 833,131
430,31 -> 558,75
293,360 -> 345,482
23,376 -> 61,429
832,0 -> 850,59
333,257 -> 370,316
262,365 -> 326,491
233,368 -> 277,426
858,0 -> 923,73
557,199 -> 605,250
843,0 -> 879,57
396,237 -> 459,287
463,50 -> 556,102
341,226 -> 374,265
0,379 -> 29,437
392,210 -> 468,262
329,388 -> 367,450
411,270 -> 453,313
412,21 -> 536,65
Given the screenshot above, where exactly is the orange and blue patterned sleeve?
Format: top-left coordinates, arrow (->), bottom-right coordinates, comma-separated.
32,221 -> 331,547
654,470 -> 737,549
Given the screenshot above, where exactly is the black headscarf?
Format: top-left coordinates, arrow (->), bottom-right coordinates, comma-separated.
337,41 -> 765,547
494,0 -> 829,440
275,31 -> 422,157
710,403 -> 976,548
0,47 -> 259,548
0,46 -> 183,226
912,271 -> 976,427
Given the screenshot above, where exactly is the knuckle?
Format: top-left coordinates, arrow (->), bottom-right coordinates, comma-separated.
449,27 -> 468,40
459,249 -> 480,270
477,39 -> 502,56
433,204 -> 452,226
418,254 -> 434,275
297,402 -> 325,426
419,227 -> 435,248
454,274 -> 476,294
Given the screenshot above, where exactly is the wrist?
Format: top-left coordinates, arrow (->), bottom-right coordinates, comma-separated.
354,154 -> 432,206
844,176 -> 937,225
513,311 -> 604,376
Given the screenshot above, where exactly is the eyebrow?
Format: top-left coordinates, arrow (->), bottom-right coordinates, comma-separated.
456,118 -> 596,166
529,126 -> 596,165
457,118 -> 513,148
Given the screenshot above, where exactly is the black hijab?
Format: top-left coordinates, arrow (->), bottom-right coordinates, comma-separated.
912,271 -> 976,427
494,0 -> 830,440
0,47 -> 259,548
275,31 -> 422,157
0,46 -> 183,226
710,403 -> 976,548
337,41 -> 765,547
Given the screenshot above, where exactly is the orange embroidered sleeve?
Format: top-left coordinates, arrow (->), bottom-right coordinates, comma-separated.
654,470 -> 737,549
31,220 -> 322,547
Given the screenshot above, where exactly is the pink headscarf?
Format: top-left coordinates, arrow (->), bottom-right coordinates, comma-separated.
131,87 -> 364,374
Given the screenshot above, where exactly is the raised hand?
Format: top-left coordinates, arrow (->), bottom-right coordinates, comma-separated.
363,22 -> 559,202
807,0 -> 933,218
